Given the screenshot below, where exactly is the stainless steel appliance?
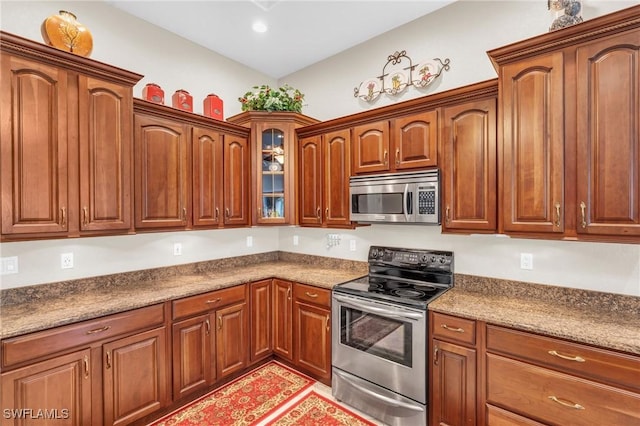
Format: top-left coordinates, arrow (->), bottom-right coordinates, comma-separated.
349,170 -> 439,224
332,246 -> 454,426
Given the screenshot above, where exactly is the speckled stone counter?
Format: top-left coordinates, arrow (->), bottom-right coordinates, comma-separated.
0,252 -> 367,340
429,274 -> 640,355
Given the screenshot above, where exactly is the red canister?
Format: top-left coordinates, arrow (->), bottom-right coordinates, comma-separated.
172,89 -> 193,112
203,94 -> 224,120
142,83 -> 164,104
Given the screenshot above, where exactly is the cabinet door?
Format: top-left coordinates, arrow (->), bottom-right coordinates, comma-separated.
172,314 -> 215,400
0,54 -> 69,236
324,129 -> 352,226
294,301 -> 331,383
216,302 -> 248,379
250,279 -> 272,362
442,98 -> 497,233
134,114 -> 189,229
576,30 -> 640,237
272,279 -> 293,361
103,327 -> 169,426
299,135 -> 323,226
501,52 -> 564,234
431,339 -> 477,426
78,76 -> 133,233
224,134 -> 250,226
392,110 -> 438,170
352,121 -> 390,174
192,127 -> 224,227
0,349 -> 92,426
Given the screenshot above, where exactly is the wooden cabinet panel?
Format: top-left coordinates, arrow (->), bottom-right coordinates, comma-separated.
432,312 -> 477,346
250,279 -> 272,362
486,404 -> 546,426
576,30 -> 640,237
0,349 -> 92,426
272,279 -> 293,361
352,121 -> 390,174
324,129 -> 351,226
172,314 -> 214,400
501,52 -> 564,234
299,135 -> 323,225
0,54 -> 69,235
134,114 -> 189,229
392,110 -> 438,170
293,282 -> 331,306
78,75 -> 133,233
192,127 -> 224,227
431,339 -> 477,426
223,134 -> 250,226
172,284 -> 246,320
216,302 -> 248,379
103,327 -> 169,426
442,98 -> 497,233
293,301 -> 331,383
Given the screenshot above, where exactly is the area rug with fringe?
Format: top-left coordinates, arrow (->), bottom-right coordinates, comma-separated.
150,361 -> 313,426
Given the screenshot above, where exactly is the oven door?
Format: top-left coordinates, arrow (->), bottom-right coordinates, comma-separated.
331,293 -> 426,404
350,182 -> 415,223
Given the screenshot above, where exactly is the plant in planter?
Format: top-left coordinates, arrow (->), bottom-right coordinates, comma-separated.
238,84 -> 304,113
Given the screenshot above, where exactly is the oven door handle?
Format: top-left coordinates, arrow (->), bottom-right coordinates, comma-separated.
333,294 -> 424,320
334,370 -> 425,412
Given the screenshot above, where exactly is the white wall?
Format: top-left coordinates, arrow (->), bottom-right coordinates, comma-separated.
1,1 -> 639,297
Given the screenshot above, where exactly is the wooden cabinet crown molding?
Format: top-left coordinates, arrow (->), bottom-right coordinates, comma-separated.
0,30 -> 142,86
226,110 -> 319,128
487,4 -> 640,67
296,79 -> 498,138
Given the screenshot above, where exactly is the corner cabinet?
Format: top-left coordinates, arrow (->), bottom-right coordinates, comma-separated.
226,111 -> 319,225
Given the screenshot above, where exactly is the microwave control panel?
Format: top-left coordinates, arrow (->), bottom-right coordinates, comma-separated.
417,187 -> 436,215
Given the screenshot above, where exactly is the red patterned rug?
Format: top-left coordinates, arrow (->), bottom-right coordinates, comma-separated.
150,362 -> 313,426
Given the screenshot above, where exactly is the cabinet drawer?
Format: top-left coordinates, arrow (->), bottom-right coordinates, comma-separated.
486,404 -> 546,426
431,312 -> 476,346
293,283 -> 330,307
486,325 -> 640,392
2,304 -> 165,369
173,284 -> 246,320
486,353 -> 640,426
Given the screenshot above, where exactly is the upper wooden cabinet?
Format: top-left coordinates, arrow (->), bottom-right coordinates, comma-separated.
441,82 -> 498,234
352,111 -> 438,175
227,111 -> 318,225
0,31 -> 142,240
489,6 -> 640,241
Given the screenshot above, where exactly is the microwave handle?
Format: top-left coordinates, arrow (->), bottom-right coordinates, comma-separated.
403,184 -> 410,222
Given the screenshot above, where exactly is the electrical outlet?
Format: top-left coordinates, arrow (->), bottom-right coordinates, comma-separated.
520,253 -> 533,270
61,253 -> 74,269
173,243 -> 182,256
326,233 -> 341,249
1,256 -> 19,275
293,235 -> 299,246
246,236 -> 253,247
349,240 -> 357,251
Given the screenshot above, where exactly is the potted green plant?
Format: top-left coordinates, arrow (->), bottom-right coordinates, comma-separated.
238,84 -> 304,113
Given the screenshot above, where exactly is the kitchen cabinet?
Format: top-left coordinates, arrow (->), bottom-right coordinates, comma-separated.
272,279 -> 293,361
293,283 -> 331,385
489,7 -> 640,241
0,303 -> 169,426
298,130 -> 351,227
351,110 -> 438,175
249,279 -> 272,362
0,31 -> 141,240
171,284 -> 247,399
430,312 -> 478,426
441,84 -> 498,233
227,111 -> 318,225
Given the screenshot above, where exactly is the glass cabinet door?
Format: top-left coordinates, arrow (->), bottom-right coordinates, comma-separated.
260,128 -> 286,220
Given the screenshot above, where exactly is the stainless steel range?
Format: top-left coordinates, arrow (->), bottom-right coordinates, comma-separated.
331,246 -> 454,426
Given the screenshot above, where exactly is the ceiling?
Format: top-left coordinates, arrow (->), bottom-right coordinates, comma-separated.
106,0 -> 456,79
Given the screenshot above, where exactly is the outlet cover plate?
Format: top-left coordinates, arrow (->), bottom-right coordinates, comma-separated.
61,253 -> 74,269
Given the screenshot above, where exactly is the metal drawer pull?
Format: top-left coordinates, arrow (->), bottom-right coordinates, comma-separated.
548,396 -> 585,410
86,326 -> 111,334
441,324 -> 464,333
305,292 -> 318,298
548,350 -> 585,363
206,298 -> 222,304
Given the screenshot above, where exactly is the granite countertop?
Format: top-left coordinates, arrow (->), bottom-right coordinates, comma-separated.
429,274 -> 640,355
0,252 -> 367,340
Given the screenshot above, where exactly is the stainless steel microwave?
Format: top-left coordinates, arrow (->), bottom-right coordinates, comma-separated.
349,170 -> 440,224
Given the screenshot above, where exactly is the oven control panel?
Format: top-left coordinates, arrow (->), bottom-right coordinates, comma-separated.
369,246 -> 453,270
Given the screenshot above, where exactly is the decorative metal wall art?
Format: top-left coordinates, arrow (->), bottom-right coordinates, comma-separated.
354,50 -> 450,102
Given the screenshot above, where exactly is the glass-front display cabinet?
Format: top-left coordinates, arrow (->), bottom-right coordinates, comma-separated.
227,111 -> 318,225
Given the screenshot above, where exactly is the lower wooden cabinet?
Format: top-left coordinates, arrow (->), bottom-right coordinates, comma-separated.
250,279 -> 273,362
216,301 -> 248,378
272,279 -> 293,361
172,314 -> 214,399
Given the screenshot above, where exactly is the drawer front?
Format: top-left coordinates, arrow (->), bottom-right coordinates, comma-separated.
486,353 -> 640,426
172,284 -> 246,320
486,404 -> 546,426
431,312 -> 476,346
487,325 -> 640,392
2,304 -> 165,368
293,283 -> 330,307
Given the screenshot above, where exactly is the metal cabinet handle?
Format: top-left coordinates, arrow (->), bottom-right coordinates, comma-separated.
105,352 -> 111,369
305,291 -> 318,298
316,207 -> 321,220
383,150 -> 388,166
395,149 -> 400,165
205,319 -> 211,335
215,207 -> 220,221
182,207 -> 187,221
580,201 -> 587,228
554,202 -> 561,228
434,346 -> 439,365
218,315 -> 223,330
548,396 -> 585,410
445,206 -> 451,224
225,208 -> 230,219
60,207 -> 66,226
86,325 -> 111,335
548,350 -> 585,363
325,208 -> 329,220
206,298 -> 221,304
287,286 -> 291,300
83,207 -> 88,226
258,207 -> 262,217
83,355 -> 90,378
441,324 -> 464,333
326,314 -> 330,332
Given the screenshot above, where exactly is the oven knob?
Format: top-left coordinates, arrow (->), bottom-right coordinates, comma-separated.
420,254 -> 429,263
370,249 -> 379,258
438,257 -> 447,264
430,256 -> 436,263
